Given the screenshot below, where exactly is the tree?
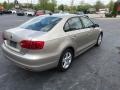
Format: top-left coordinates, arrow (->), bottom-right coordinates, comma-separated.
34,4 -> 41,10
9,3 -> 14,9
107,0 -> 114,12
77,4 -> 92,13
3,1 -> 8,9
50,0 -> 57,12
39,0 -> 49,10
34,0 -> 57,12
0,3 -> 1,5
112,1 -> 118,17
64,5 -> 70,11
58,4 -> 64,11
94,0 -> 105,11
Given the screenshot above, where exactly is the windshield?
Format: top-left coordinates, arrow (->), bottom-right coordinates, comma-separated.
19,16 -> 62,32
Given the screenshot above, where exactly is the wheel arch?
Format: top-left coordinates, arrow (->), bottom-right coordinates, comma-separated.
61,46 -> 75,58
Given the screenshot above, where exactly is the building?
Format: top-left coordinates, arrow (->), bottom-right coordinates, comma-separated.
114,0 -> 120,15
115,0 -> 120,11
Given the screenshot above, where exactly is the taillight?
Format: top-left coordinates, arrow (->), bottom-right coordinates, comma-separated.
20,40 -> 44,50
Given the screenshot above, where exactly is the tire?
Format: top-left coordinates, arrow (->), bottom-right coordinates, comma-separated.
57,49 -> 74,72
96,33 -> 103,46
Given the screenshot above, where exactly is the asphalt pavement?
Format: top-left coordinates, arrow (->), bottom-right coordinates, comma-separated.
0,15 -> 120,90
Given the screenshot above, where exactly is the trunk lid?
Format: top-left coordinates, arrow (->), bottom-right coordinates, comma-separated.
3,28 -> 46,52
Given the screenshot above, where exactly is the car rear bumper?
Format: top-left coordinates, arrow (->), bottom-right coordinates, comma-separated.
1,44 -> 59,71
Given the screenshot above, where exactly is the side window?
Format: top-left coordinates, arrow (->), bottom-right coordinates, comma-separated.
81,17 -> 94,28
64,17 -> 83,32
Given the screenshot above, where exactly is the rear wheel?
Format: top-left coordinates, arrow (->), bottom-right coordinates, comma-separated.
57,49 -> 74,72
96,33 -> 103,46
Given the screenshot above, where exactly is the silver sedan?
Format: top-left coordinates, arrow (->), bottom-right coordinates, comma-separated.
2,14 -> 103,71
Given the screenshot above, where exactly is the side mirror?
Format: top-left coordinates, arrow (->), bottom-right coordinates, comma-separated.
91,24 -> 99,28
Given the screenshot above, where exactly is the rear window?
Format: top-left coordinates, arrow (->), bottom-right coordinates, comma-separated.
19,16 -> 62,32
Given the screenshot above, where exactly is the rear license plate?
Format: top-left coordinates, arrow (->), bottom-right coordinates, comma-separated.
9,41 -> 17,48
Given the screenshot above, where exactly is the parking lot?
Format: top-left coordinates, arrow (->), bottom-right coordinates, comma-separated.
0,15 -> 120,90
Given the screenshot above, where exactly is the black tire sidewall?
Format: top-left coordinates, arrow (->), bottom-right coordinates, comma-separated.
96,34 -> 103,46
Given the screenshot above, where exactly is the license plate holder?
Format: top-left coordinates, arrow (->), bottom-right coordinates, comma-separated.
10,41 -> 17,48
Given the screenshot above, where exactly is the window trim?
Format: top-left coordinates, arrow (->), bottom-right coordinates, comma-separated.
63,16 -> 84,32
80,16 -> 95,29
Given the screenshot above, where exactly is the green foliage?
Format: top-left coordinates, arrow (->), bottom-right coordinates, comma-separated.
9,3 -> 14,9
58,4 -> 64,11
3,1 -> 8,9
112,2 -> 117,17
77,4 -> 92,12
38,0 -> 48,10
48,0 -> 57,12
64,5 -> 70,11
70,6 -> 77,13
47,3 -> 55,12
94,0 -> 105,11
35,0 -> 56,12
107,0 -> 114,12
2,1 -> 14,10
34,4 -> 41,10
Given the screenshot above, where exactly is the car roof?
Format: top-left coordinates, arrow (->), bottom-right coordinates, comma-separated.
52,14 -> 86,18
38,14 -> 87,19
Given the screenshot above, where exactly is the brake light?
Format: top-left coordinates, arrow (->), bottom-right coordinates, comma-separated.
20,40 -> 44,49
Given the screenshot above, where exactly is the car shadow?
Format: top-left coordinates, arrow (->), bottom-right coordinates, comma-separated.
2,65 -> 58,90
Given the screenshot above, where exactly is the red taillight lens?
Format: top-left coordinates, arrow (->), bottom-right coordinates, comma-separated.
20,40 -> 44,50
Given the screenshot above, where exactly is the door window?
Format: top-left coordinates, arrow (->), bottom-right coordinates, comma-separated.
81,17 -> 94,28
64,17 -> 83,32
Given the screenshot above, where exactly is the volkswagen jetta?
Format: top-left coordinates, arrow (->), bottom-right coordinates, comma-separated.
2,14 -> 103,71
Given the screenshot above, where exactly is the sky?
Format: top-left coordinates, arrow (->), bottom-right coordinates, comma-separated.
0,0 -> 117,5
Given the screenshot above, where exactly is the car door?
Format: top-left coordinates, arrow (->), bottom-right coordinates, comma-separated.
64,17 -> 90,55
80,16 -> 98,47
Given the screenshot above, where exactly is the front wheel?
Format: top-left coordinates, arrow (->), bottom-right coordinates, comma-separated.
96,33 -> 103,46
57,49 -> 74,72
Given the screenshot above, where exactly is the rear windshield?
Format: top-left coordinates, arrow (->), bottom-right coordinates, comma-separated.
19,16 -> 62,32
